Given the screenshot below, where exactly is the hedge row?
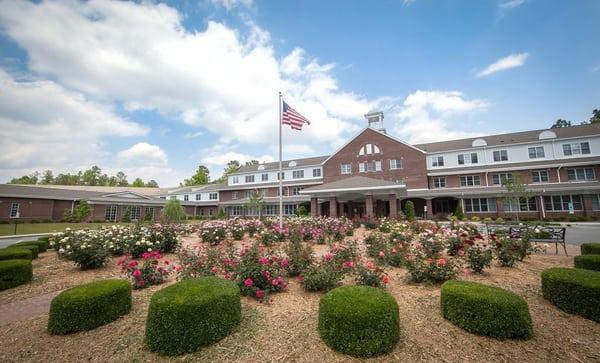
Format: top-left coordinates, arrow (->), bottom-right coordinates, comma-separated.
48,279 -> 132,335
318,285 -> 400,357
7,245 -> 39,259
580,243 -> 600,255
440,280 -> 533,339
145,277 -> 241,356
0,259 -> 33,291
574,255 -> 600,271
0,248 -> 32,261
10,240 -> 48,253
541,267 -> 600,322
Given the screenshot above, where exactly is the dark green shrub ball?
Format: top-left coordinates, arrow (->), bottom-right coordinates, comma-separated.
0,248 -> 32,261
7,245 -> 39,259
11,240 -> 47,253
0,259 -> 33,291
541,267 -> 600,322
145,277 -> 241,356
440,280 -> 533,339
318,285 -> 400,357
581,243 -> 600,255
48,279 -> 132,334
574,255 -> 600,271
37,236 -> 51,250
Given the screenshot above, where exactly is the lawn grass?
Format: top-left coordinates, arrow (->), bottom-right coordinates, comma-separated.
0,222 -> 132,236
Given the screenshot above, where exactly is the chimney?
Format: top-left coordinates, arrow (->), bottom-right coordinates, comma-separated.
364,110 -> 385,134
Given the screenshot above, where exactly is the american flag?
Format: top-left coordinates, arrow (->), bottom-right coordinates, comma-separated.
282,100 -> 311,130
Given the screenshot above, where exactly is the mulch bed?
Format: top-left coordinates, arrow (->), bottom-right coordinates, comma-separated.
0,229 -> 598,362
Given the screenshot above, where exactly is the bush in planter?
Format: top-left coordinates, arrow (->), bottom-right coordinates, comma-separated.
0,259 -> 33,291
541,267 -> 600,322
581,243 -> 600,255
11,240 -> 47,253
48,279 -> 132,334
574,255 -> 600,271
6,245 -> 39,259
440,280 -> 533,339
318,285 -> 400,357
0,248 -> 32,261
145,277 -> 241,356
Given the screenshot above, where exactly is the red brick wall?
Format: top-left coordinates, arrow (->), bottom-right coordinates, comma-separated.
0,197 -> 55,220
323,128 -> 428,189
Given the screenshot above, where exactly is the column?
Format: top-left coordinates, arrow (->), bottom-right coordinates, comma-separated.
366,194 -> 374,220
347,201 -> 354,219
583,194 -> 594,218
329,196 -> 338,218
338,202 -> 344,217
311,197 -> 319,217
389,194 -> 398,219
425,198 -> 433,220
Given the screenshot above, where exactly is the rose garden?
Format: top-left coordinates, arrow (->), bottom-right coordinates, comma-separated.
0,217 -> 599,361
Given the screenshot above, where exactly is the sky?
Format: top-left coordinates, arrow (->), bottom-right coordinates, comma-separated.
0,0 -> 598,186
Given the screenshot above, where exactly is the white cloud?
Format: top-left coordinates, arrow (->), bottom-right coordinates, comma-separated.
499,0 -> 526,9
392,90 -> 488,143
183,131 -> 204,139
476,53 -> 530,78
117,142 -> 168,167
209,0 -> 253,10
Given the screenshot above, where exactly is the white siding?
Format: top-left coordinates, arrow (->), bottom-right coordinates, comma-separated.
227,166 -> 323,186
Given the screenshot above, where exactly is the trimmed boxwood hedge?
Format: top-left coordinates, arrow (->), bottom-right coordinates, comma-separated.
11,240 -> 48,253
0,259 -> 33,291
145,277 -> 241,356
0,248 -> 32,261
541,267 -> 600,322
581,243 -> 600,255
37,236 -> 50,249
318,285 -> 400,357
574,255 -> 600,271
48,279 -> 132,335
440,280 -> 533,339
7,245 -> 39,259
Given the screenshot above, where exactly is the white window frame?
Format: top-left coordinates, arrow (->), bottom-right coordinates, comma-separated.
528,146 -> 545,159
104,205 -> 117,221
563,142 -> 591,156
464,198 -> 496,213
195,193 -> 201,201
130,206 -> 142,221
375,160 -> 382,171
432,156 -> 444,167
359,162 -> 366,173
567,167 -> 595,182
341,164 -> 352,174
491,173 -> 513,185
432,177 -> 446,188
261,173 -> 269,182
184,194 -> 189,201
312,168 -> 321,177
292,186 -> 304,195
592,194 -> 600,211
493,150 -> 508,162
144,207 -> 154,220
292,170 -> 304,179
232,176 -> 239,184
543,195 -> 583,211
209,192 -> 218,200
245,175 -> 255,183
278,172 -> 285,180
283,204 -> 297,215
389,159 -> 403,170
232,192 -> 238,200
460,175 -> 481,187
531,170 -> 549,183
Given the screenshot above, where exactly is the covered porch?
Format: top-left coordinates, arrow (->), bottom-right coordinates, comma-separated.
300,176 -> 407,219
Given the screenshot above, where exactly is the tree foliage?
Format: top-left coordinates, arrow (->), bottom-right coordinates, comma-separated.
7,166 -> 157,187
182,165 -> 210,186
551,119 -> 572,128
161,199 -> 187,222
502,173 -> 531,223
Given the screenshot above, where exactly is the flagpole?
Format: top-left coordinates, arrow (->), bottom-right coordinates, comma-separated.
278,92 -> 283,229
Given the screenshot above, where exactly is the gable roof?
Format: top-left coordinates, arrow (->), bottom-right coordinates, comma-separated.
232,155 -> 329,174
415,123 -> 600,153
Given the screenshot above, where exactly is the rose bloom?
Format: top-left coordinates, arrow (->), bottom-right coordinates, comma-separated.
437,258 -> 447,267
256,290 -> 265,299
378,251 -> 386,258
382,275 -> 390,284
244,278 -> 253,287
280,258 -> 289,268
133,269 -> 142,278
458,249 -> 465,257
366,260 -> 374,269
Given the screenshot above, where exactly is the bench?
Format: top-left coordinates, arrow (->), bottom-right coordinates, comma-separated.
485,224 -> 511,235
509,226 -> 567,256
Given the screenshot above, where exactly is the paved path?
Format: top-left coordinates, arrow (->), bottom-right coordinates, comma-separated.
0,234 -> 50,249
0,292 -> 58,326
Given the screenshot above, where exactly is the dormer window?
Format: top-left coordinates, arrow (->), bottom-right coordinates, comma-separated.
358,143 -> 381,156
257,165 -> 266,171
288,161 -> 297,167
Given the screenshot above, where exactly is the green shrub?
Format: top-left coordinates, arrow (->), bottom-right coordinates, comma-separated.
404,201 -> 416,221
440,280 -> 533,339
6,245 -> 39,259
541,267 -> 600,322
0,248 -> 32,261
454,205 -> 464,220
581,243 -> 600,255
48,279 -> 132,335
0,259 -> 33,291
145,277 -> 241,356
10,240 -> 48,253
574,255 -> 600,271
318,285 -> 399,357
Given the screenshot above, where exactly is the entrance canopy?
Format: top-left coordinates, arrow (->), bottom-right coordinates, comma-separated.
300,176 -> 406,200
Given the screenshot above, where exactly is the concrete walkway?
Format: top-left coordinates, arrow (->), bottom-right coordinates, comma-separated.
0,292 -> 58,326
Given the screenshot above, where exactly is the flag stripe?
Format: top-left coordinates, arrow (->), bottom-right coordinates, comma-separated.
282,100 -> 310,131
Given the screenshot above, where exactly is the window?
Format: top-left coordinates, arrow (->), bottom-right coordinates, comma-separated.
491,173 -> 513,185
457,153 -> 478,165
195,194 -> 201,201
130,206 -> 141,221
209,192 -> 218,200
563,142 -> 591,156
293,170 -> 304,179
283,204 -> 297,215
432,156 -> 444,167
232,176 -> 239,184
170,196 -> 176,200
184,194 -> 189,201
245,175 -> 254,183
292,186 -> 304,195
261,173 -> 269,181
367,161 -> 375,172
277,172 -> 285,180
277,187 -> 288,196
144,207 -> 154,220
359,143 -> 381,155
532,170 -> 549,183
262,205 -> 277,216
359,162 -> 366,173
464,198 -> 496,212
493,150 -> 508,162
312,168 -> 321,177
9,202 -> 19,218
244,190 -> 251,199
593,195 -> 600,211
230,206 -> 243,216
375,160 -> 382,171
543,195 -> 583,211
460,175 -> 481,187
389,159 -> 403,170
341,164 -> 352,174
232,192 -> 238,200
104,205 -> 117,221
567,167 -> 595,181
433,177 -> 446,188
528,146 -> 545,159
504,198 -> 537,212
260,189 -> 267,197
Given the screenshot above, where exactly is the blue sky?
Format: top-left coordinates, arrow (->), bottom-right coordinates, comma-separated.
0,0 -> 598,186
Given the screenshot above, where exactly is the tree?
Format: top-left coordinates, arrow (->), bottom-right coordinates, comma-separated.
73,200 -> 92,222
9,172 -> 39,184
183,165 -> 210,186
81,166 -> 103,186
41,170 -> 54,184
245,189 -> 265,219
454,205 -> 464,221
590,109 -> 600,124
131,178 -> 145,187
404,200 -> 416,221
296,205 -> 308,216
115,171 -> 128,186
161,199 -> 186,222
214,160 -> 241,183
54,172 -> 81,185
551,119 -> 572,128
502,173 -> 532,223
146,180 -> 159,188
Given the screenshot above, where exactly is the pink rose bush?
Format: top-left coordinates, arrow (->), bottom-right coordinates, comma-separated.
118,251 -> 176,289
